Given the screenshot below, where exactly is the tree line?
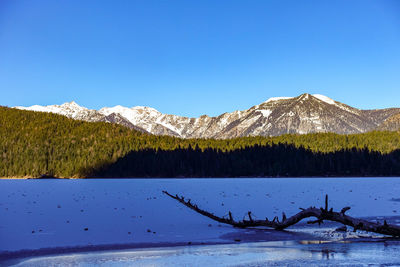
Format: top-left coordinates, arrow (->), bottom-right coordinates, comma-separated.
1,107 -> 400,178
90,144 -> 400,177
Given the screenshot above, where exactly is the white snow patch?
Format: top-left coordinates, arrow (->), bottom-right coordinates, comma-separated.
99,105 -> 164,132
217,113 -> 231,126
259,109 -> 272,118
264,97 -> 294,103
312,94 -> 336,105
311,94 -> 361,115
15,105 -> 51,113
155,116 -> 183,136
15,102 -> 91,119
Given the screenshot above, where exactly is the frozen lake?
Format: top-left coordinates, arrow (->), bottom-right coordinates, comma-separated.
1,178 -> 400,265
9,240 -> 400,267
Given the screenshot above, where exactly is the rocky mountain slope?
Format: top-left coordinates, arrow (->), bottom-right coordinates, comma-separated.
15,93 -> 400,138
377,113 -> 400,131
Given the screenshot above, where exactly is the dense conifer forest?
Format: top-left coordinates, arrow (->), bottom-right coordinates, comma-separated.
1,106 -> 400,178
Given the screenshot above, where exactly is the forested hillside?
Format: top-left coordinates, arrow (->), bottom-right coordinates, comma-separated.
93,145 -> 400,178
1,107 -> 400,178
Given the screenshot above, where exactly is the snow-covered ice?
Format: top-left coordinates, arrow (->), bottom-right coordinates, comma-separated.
1,178 -> 400,265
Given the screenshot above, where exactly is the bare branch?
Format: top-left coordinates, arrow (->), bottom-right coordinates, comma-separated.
341,206 -> 351,215
162,191 -> 400,237
325,194 -> 328,211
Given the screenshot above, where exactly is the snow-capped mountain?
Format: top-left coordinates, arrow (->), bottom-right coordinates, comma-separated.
14,93 -> 400,138
16,101 -> 103,121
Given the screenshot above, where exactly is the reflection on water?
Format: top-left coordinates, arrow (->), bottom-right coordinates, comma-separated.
11,240 -> 400,267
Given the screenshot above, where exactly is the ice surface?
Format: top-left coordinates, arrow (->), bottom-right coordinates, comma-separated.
10,240 -> 400,267
1,178 -> 400,264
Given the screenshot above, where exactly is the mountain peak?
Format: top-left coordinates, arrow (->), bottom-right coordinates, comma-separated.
264,93 -> 337,106
298,93 -> 311,100
61,101 -> 82,108
13,94 -> 400,139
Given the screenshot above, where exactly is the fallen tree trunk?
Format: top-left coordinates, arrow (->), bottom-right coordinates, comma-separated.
163,191 -> 400,237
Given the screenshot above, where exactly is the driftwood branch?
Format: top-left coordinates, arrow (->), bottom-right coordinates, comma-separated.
162,191 -> 400,237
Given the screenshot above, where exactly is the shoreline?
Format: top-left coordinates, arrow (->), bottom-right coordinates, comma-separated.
2,175 -> 400,180
2,237 -> 399,266
0,241 -> 230,264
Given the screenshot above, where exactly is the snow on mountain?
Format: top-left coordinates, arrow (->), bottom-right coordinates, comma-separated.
264,96 -> 294,103
100,106 -> 157,132
99,106 -> 189,135
312,94 -> 336,105
15,101 -> 104,121
14,94 -> 400,138
258,109 -> 272,118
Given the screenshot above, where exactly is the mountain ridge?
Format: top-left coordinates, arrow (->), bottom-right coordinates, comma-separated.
377,113 -> 400,131
15,93 -> 400,138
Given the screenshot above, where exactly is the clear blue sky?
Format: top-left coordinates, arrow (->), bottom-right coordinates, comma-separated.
1,0 -> 399,117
